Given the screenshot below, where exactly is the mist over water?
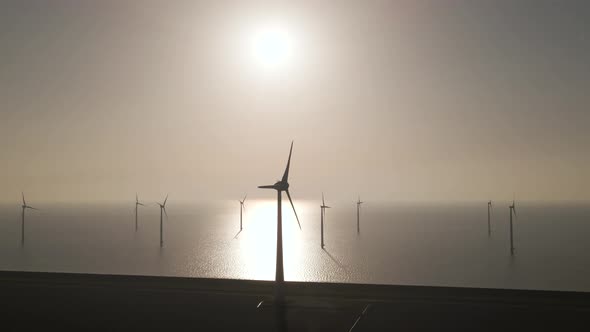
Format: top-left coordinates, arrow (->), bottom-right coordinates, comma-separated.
1,201 -> 589,292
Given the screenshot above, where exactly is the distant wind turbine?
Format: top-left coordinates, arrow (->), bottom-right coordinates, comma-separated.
239,194 -> 247,231
509,199 -> 517,256
356,196 -> 363,233
135,194 -> 145,231
487,200 -> 493,237
20,193 -> 38,245
258,141 -> 302,304
156,195 -> 168,247
320,193 -> 331,248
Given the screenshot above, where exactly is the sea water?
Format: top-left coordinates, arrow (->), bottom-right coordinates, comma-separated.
1,200 -> 589,292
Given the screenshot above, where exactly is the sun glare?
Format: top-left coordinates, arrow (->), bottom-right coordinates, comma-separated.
247,23 -> 297,72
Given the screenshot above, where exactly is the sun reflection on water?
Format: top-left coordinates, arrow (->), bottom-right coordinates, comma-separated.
237,199 -> 312,281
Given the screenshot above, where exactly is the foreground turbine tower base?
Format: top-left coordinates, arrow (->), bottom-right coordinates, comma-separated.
275,191 -> 284,301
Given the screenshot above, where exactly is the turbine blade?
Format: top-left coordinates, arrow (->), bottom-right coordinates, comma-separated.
243,194 -> 247,202
163,207 -> 168,218
281,141 -> 294,183
325,206 -> 331,209
258,185 -> 276,189
27,206 -> 39,211
322,192 -> 325,206
22,192 -> 26,206
286,190 -> 301,230
136,193 -> 138,203
164,194 -> 169,206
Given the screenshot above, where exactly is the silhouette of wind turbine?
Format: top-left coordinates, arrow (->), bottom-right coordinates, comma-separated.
487,200 -> 493,237
156,195 -> 168,247
356,196 -> 363,233
21,193 -> 38,245
258,141 -> 302,304
135,194 -> 145,231
509,198 -> 517,256
320,193 -> 331,248
239,194 -> 247,231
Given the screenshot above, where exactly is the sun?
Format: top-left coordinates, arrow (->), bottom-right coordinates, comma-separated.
248,23 -> 297,71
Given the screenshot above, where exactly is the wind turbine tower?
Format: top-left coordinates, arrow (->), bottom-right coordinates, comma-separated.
20,193 -> 38,245
157,195 -> 168,247
320,193 -> 331,248
258,141 -> 302,304
135,194 -> 145,231
239,195 -> 247,231
509,199 -> 517,256
356,196 -> 363,233
487,200 -> 492,237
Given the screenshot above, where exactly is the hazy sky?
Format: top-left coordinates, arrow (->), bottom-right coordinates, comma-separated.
1,0 -> 589,203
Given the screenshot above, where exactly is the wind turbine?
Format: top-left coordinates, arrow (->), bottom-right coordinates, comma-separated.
356,196 -> 364,233
20,193 -> 38,245
258,141 -> 302,304
320,193 -> 331,248
135,194 -> 145,231
239,194 -> 247,231
156,195 -> 168,247
509,199 -> 517,256
487,200 -> 493,237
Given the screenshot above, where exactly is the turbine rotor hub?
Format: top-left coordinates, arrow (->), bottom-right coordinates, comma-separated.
274,181 -> 289,191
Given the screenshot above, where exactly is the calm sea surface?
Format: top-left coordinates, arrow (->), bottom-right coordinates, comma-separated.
1,201 -> 589,292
